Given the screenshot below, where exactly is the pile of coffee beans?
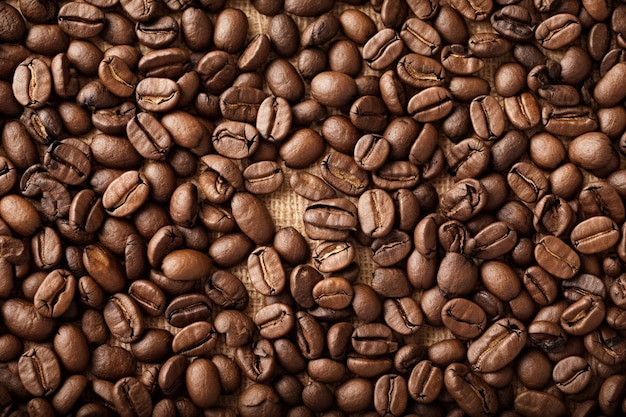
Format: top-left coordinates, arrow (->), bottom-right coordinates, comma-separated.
1,0 -> 626,415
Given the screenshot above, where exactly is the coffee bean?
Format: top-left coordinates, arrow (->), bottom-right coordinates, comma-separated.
374,374 -> 408,417
444,363 -> 498,416
111,377 -> 152,417
18,346 -> 62,397
172,321 -> 218,357
397,53 -> 446,89
536,13 -> 582,49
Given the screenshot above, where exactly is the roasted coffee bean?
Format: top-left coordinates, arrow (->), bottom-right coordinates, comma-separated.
535,13 -> 582,49
313,240 -> 355,273
560,294 -> 605,335
491,5 -> 535,40
542,105 -> 598,137
352,323 -> 398,356
172,321 -> 218,357
57,2 -> 104,39
362,28 -> 404,71
33,269 -> 75,318
12,56 -> 52,109
579,181 -> 625,224
469,32 -> 511,58
552,356 -> 591,394
280,128 -> 325,169
440,178 -> 487,221
514,390 -> 568,417
570,216 -> 619,254
400,18 -> 440,56
397,53 -> 446,89
18,346 -> 62,397
248,246 -> 285,296
103,293 -> 145,343
0,298 -> 55,342
254,303 -> 294,339
111,377 -> 152,417
383,297 -> 423,336
470,95 -> 506,141
441,298 -> 486,340
408,360 -> 443,403
136,16 -> 178,49
467,318 -> 526,372
320,151 -> 369,196
444,363 -> 498,417
374,374 -> 408,417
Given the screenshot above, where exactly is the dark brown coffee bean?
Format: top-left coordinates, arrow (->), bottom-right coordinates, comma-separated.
570,216 -> 619,254
280,128 -> 325,169
238,383 -> 282,417
469,32 -> 511,58
247,246 -> 285,296
560,294 -> 605,335
172,321 -> 218,357
552,356 -> 591,395
310,71 -> 358,108
534,235 -> 581,280
444,363 -> 498,416
535,13 -> 582,49
542,105 -> 598,137
184,358 -> 220,409
470,94 -> 506,141
504,92 -> 541,130
292,311 -> 324,360
320,151 -> 369,196
135,15 -> 178,49
467,318 -> 526,373
397,53 -> 446,89
312,240 -> 354,274
507,161 -> 548,204
362,28 -> 404,71
33,269 -> 75,318
103,293 -> 144,343
254,303 -> 295,339
308,278 -> 350,312
407,86 -> 453,123
440,178 -> 487,221
111,377 -> 152,417
579,181 -> 625,224
441,298 -> 486,340
374,374 -> 408,417
408,360 -> 443,404
383,297 -> 423,336
491,5 -> 535,41
514,390 -> 568,417
18,346 -> 62,397
12,56 -> 52,109
351,323 -> 398,358
400,18 -> 441,56
265,58 -> 305,103
57,2 -> 104,39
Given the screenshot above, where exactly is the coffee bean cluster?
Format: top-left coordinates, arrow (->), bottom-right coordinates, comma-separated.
1,0 -> 626,416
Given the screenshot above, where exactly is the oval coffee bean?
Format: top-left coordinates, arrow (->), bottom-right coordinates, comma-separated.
103,293 -> 145,343
248,246 -> 285,296
18,346 -> 62,397
570,216 -> 619,254
444,363 -> 498,417
312,277 -> 354,310
408,360 -> 443,404
467,318 -> 527,372
254,303 -> 295,339
535,235 -> 581,279
535,13 -> 582,50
